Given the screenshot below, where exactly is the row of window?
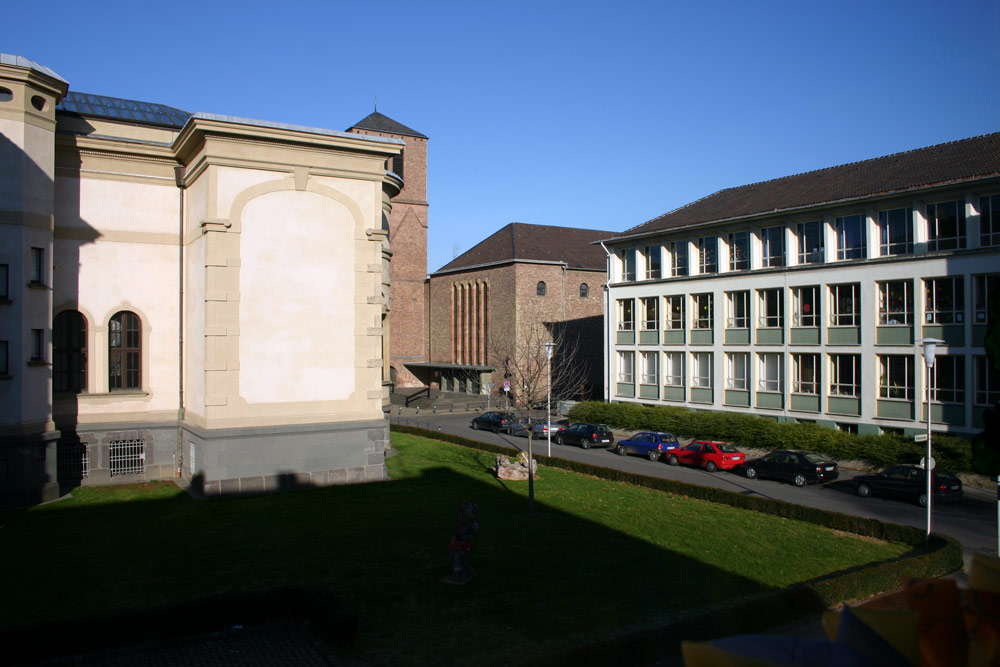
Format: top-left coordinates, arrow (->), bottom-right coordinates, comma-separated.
616,274 -> 998,332
1,310 -> 142,391
617,195 -> 1000,282
616,350 -> 999,406
536,281 -> 590,298
0,250 -> 47,299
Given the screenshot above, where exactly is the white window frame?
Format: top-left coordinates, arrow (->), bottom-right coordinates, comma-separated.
796,221 -> 824,264
830,283 -> 860,326
879,207 -> 913,256
757,288 -> 783,329
726,352 -> 748,390
698,236 -> 718,274
640,351 -> 658,386
621,248 -> 637,282
761,226 -> 784,267
644,245 -> 662,280
617,298 -> 634,331
665,295 -> 684,330
792,353 -> 819,395
924,277 -> 964,325
879,355 -> 914,400
692,293 -> 713,330
617,350 -> 634,384
974,274 -> 999,324
932,356 -> 964,404
726,291 -> 749,329
664,352 -> 684,387
980,195 -> 1000,247
836,214 -> 865,260
670,241 -> 689,277
830,354 -> 861,397
878,280 -> 912,325
729,231 -> 750,271
691,352 -> 712,388
926,200 -> 967,251
791,285 -> 819,328
640,297 -> 658,331
757,353 -> 782,393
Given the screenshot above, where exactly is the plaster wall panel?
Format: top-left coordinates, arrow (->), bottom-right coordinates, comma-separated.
74,179 -> 177,235
239,190 -> 355,403
217,168 -> 280,218
185,236 -> 207,416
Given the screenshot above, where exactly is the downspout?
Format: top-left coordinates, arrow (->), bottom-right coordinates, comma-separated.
600,241 -> 613,402
174,166 -> 185,478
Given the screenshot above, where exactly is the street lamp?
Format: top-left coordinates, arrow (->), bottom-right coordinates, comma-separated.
918,337 -> 944,540
543,342 -> 556,458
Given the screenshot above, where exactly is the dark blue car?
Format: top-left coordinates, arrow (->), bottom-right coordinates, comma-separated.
615,432 -> 680,461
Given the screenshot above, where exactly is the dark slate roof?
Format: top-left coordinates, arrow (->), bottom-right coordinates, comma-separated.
348,111 -> 426,139
0,53 -> 68,84
57,91 -> 191,128
434,223 -> 615,274
616,131 -> 1000,240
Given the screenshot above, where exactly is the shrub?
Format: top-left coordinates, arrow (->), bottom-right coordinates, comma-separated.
566,402 -> 975,473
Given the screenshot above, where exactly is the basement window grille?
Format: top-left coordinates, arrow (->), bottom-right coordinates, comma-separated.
109,439 -> 145,476
57,442 -> 89,480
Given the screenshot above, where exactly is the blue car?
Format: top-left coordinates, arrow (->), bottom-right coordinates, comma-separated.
615,432 -> 680,461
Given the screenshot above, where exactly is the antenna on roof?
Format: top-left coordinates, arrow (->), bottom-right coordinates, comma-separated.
374,96 -> 377,112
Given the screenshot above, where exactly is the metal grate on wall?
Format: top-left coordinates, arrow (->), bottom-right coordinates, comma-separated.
109,439 -> 145,477
57,442 -> 89,480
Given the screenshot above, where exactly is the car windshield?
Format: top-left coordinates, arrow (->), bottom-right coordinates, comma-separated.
717,443 -> 740,454
802,452 -> 828,464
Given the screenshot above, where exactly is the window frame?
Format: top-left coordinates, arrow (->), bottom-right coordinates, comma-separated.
830,354 -> 861,397
829,283 -> 860,327
878,207 -> 913,256
639,351 -> 658,385
974,274 -> 999,324
0,263 -> 8,300
663,351 -> 684,387
698,236 -> 718,274
536,281 -> 546,297
758,288 -> 783,329
726,290 -> 749,329
109,311 -> 142,391
728,231 -> 750,271
692,293 -> 713,330
975,356 -> 1000,406
836,214 -> 865,260
670,241 -> 689,277
931,356 -> 965,404
796,221 -> 824,264
757,352 -> 782,393
30,247 -> 45,285
926,200 -> 967,251
644,245 -> 662,280
640,297 -> 658,331
924,276 -> 964,324
621,248 -> 637,282
761,226 -> 785,268
691,352 -> 712,389
579,283 -> 589,298
30,329 -> 44,362
617,298 -> 634,331
878,280 -> 912,325
726,352 -> 748,390
879,355 -> 914,400
53,310 -> 87,393
792,353 -> 819,395
980,195 -> 1000,247
791,285 -> 819,328
617,350 -> 634,384
665,295 -> 684,330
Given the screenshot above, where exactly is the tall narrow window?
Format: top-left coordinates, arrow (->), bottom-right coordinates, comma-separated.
665,295 -> 684,330
975,356 -> 1000,405
878,280 -> 912,325
926,200 -> 967,251
0,340 -> 7,375
536,281 -> 546,296
664,352 -> 683,386
758,288 -> 783,328
878,207 -> 913,255
791,286 -> 819,327
836,215 -> 865,260
974,274 -> 999,324
729,231 -> 750,271
980,195 -> 1000,247
792,354 -> 819,394
109,311 -> 141,391
617,299 -> 634,331
640,351 -> 657,385
30,247 -> 45,284
53,310 -> 87,393
621,248 -> 637,281
757,353 -> 782,392
796,221 -> 824,264
0,263 -> 8,300
726,352 -> 748,390
617,351 -> 634,384
761,226 -> 784,267
640,297 -> 658,331
30,329 -> 44,361
579,283 -> 589,298
924,277 -> 964,324
932,356 -> 964,404
726,291 -> 749,329
830,283 -> 860,326
692,293 -> 713,329
691,352 -> 712,388
644,245 -> 662,280
698,236 -> 718,274
830,354 -> 861,396
670,241 -> 689,277
879,355 -> 914,400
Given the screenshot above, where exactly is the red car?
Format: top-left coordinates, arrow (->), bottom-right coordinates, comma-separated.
666,440 -> 745,472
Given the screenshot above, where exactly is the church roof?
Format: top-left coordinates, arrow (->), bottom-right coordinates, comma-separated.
58,91 -> 191,128
613,131 -> 1000,241
348,111 -> 426,139
434,223 -> 615,274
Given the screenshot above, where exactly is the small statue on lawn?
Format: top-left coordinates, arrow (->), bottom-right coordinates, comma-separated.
444,500 -> 479,584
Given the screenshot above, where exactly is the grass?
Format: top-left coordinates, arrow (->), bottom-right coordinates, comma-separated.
0,432 -> 910,665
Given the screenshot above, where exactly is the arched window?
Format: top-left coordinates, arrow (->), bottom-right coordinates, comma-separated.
109,311 -> 141,390
580,283 -> 589,298
537,281 -> 547,296
53,310 -> 87,393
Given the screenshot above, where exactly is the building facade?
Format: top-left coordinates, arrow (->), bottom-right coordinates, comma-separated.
423,223 -> 611,399
602,132 -> 1000,437
0,54 -> 405,504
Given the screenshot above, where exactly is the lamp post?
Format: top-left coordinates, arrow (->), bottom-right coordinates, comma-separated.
917,337 -> 944,540
543,342 -> 555,458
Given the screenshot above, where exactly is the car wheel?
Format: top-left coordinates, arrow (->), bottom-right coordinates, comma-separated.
856,482 -> 871,498
617,445 -> 627,456
492,425 -> 500,434
918,493 -> 928,508
706,461 -> 718,473
472,422 -> 479,431
793,474 -> 806,488
667,454 -> 678,466
555,435 -> 563,446
648,450 -> 660,462
580,438 -> 591,450
744,466 -> 757,480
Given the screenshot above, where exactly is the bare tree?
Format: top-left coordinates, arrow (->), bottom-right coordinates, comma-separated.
488,308 -> 590,512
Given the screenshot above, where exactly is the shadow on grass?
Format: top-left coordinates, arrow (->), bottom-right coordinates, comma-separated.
0,445 -> 881,666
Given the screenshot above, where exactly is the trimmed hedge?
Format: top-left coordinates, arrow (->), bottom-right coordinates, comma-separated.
392,424 -> 963,610
566,401 -> 974,472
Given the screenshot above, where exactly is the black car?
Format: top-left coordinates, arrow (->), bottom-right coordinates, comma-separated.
853,464 -> 963,507
743,450 -> 839,487
554,423 -> 614,449
470,411 -> 515,434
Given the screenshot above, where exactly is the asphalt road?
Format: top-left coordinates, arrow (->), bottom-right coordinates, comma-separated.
391,411 -> 997,564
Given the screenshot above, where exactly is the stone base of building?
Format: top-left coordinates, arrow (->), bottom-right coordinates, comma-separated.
0,430 -> 62,508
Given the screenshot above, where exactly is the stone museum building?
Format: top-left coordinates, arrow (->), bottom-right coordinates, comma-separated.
0,54 -> 421,504
601,132 -> 1000,437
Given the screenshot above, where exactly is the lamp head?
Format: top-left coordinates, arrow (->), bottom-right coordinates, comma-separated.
917,338 -> 945,368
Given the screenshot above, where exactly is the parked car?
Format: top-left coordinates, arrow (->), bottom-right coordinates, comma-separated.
743,450 -> 839,487
470,411 -> 515,433
531,419 -> 568,437
615,432 -> 680,461
554,423 -> 614,449
666,440 -> 744,472
853,464 -> 963,507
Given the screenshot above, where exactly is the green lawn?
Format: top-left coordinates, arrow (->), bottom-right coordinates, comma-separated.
0,433 -> 909,665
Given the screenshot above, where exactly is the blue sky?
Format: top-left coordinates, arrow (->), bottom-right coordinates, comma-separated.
8,0 -> 1000,272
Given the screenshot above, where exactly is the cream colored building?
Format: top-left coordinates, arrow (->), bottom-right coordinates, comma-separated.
0,54 -> 404,504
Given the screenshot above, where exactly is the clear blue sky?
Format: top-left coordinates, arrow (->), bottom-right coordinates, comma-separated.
9,0 -> 1000,273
